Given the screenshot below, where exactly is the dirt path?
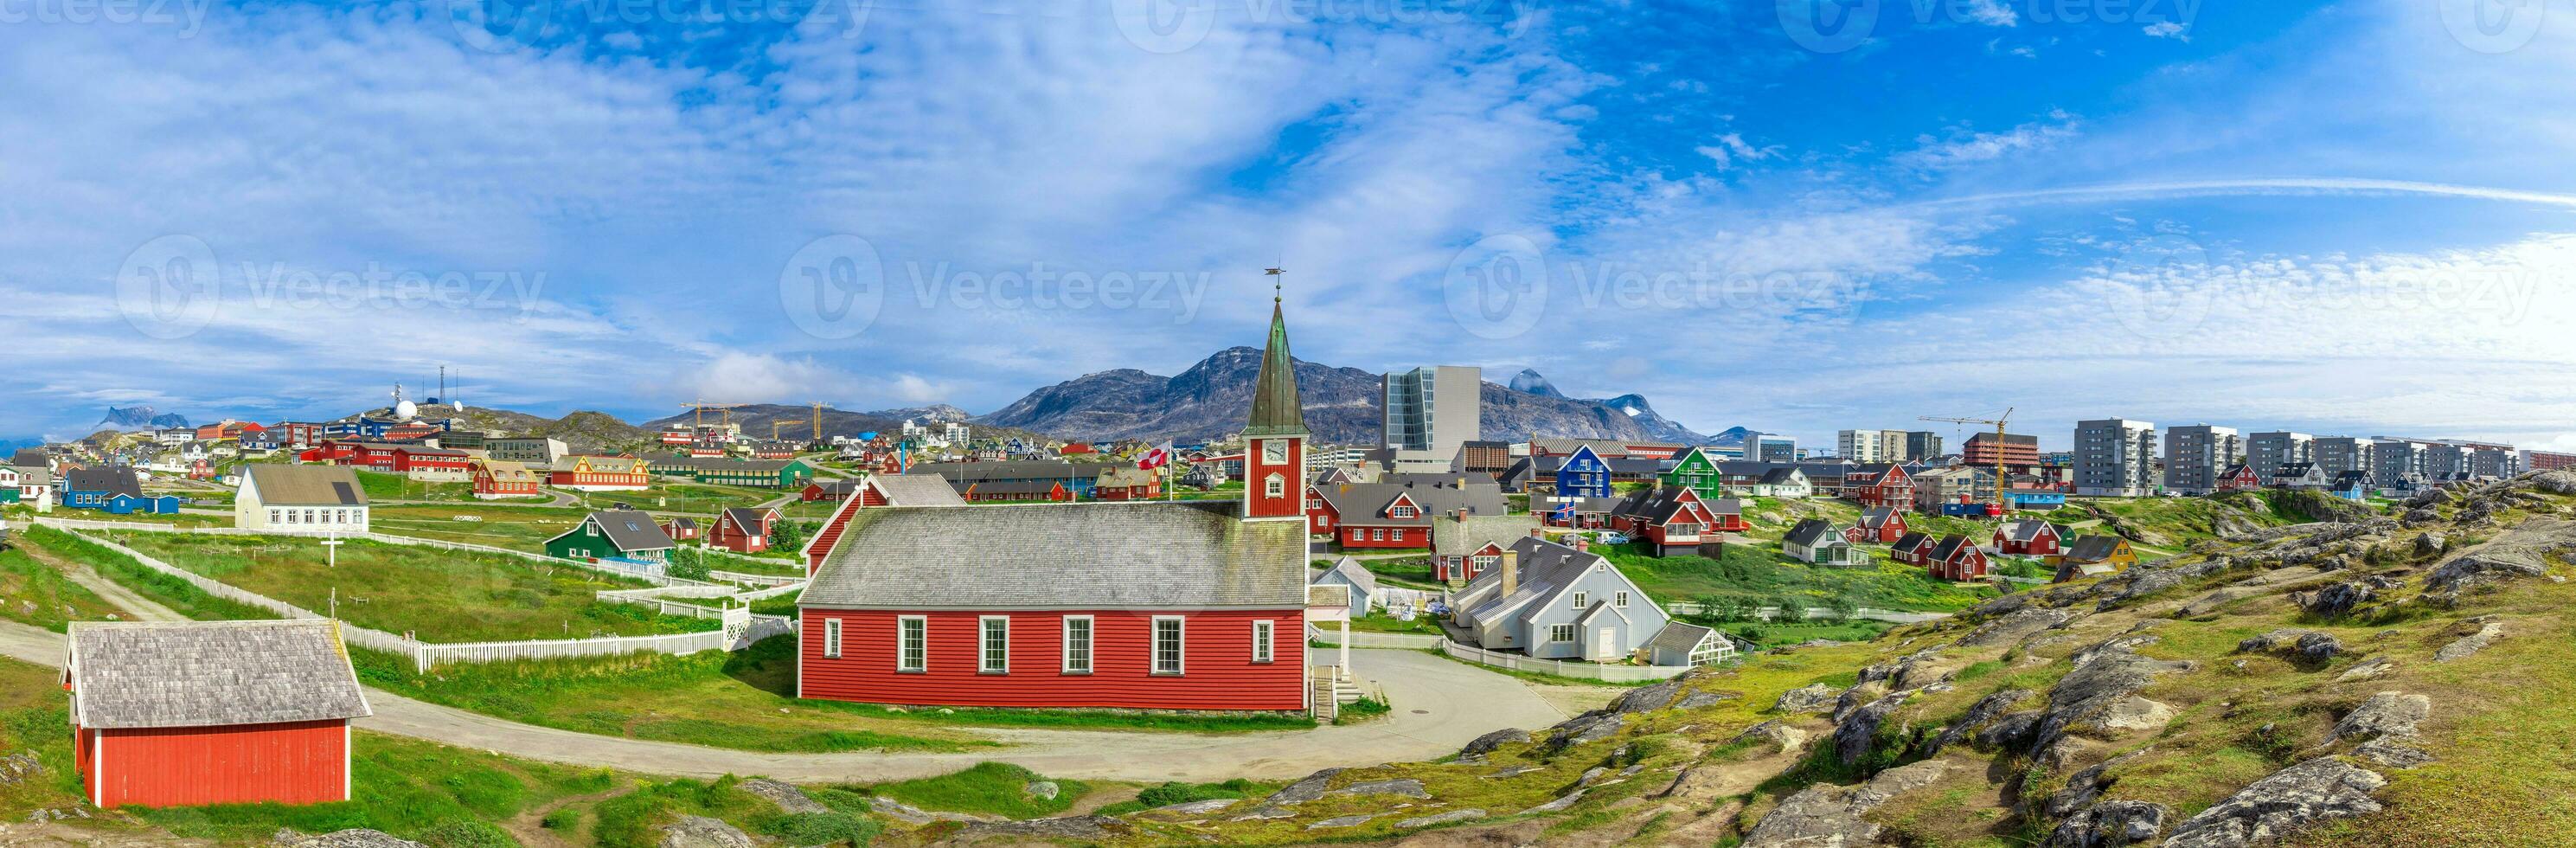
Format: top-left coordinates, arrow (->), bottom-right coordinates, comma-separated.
16,543 -> 186,623
499,785 -> 634,848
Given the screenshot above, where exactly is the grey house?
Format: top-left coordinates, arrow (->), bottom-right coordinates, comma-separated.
1309,557 -> 1381,617
1449,536 -> 1677,662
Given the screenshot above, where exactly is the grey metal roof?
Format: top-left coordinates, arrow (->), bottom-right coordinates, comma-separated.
720,507 -> 774,534
865,473 -> 965,506
245,465 -> 368,506
67,620 -> 371,729
563,509 -> 676,553
1461,536 -> 1622,629
66,466 -> 142,497
1432,513 -> 1540,556
2064,536 -> 2126,562
803,501 -> 1307,610
1784,518 -> 1841,548
1312,556 -> 1379,595
2001,519 -> 2055,543
1314,479 -> 1507,526
1858,506 -> 1900,529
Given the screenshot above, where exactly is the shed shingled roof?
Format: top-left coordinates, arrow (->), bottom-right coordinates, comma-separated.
67,620 -> 371,729
864,473 -> 966,507
802,501 -> 1306,610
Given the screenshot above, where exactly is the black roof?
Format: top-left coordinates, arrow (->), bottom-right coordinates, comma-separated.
2064,536 -> 2127,562
1784,518 -> 1841,547
66,466 -> 142,498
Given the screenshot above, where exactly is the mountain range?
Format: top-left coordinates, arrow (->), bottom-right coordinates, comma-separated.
94,406 -> 189,430
977,351 -> 1714,446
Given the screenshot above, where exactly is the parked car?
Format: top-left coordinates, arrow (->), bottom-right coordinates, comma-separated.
1594,531 -> 1631,545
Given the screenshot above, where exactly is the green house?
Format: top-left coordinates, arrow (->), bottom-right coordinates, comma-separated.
544,509 -> 676,562
648,456 -> 816,489
1660,447 -> 1725,498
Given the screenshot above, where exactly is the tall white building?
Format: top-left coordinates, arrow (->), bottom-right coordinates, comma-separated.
2163,425 -> 2244,495
2246,432 -> 2316,479
1836,429 -> 1906,462
2074,419 -> 2157,497
1382,365 -> 1482,474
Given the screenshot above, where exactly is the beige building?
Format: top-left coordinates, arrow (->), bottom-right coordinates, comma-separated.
234,465 -> 371,534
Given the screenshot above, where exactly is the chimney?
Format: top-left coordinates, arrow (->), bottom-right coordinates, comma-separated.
1529,526 -> 1545,538
1573,536 -> 1590,554
1500,550 -> 1519,598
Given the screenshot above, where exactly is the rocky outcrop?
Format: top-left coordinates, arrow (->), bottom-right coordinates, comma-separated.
2160,757 -> 2386,848
737,779 -> 828,814
2434,617 -> 2506,662
1929,689 -> 2035,755
1330,779 -> 1429,800
289,832 -> 424,848
2533,470 -> 2576,496
2234,629 -> 2342,666
1731,720 -> 1810,755
1833,692 -> 1911,768
2293,576 -> 2398,619
2028,639 -> 2194,768
2048,800 -> 2170,848
1392,809 -> 1485,829
1607,678 -> 1689,715
657,816 -> 754,848
1546,712 -> 1627,751
1458,728 -> 1530,757
1774,684 -> 1837,714
1961,608 -> 2075,647
1263,768 -> 1345,806
942,816 -> 1126,844
2424,519 -> 2574,596
1742,760 -> 1951,848
2329,691 -> 2431,744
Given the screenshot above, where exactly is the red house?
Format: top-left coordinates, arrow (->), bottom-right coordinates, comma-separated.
801,475 -> 968,575
962,481 -> 1070,503
1092,466 -> 1163,501
67,620 -> 372,809
1888,531 -> 1936,565
392,447 -> 473,481
1993,519 -> 2064,556
709,506 -> 779,553
470,459 -> 542,499
1606,485 -> 1727,557
1845,506 -> 1910,544
2215,462 -> 2263,492
663,516 -> 701,542
802,479 -> 863,502
1308,479 -> 1506,549
1845,464 -> 1916,509
798,297 -> 1320,714
1924,534 -> 1991,581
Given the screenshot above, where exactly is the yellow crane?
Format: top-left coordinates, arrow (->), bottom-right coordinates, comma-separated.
771,419 -> 807,442
1921,407 -> 2015,515
681,400 -> 747,430
809,402 -> 839,445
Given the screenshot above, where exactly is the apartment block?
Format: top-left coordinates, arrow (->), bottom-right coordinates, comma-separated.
2246,432 -> 2316,479
2314,436 -> 2376,479
2528,450 -> 2576,472
2429,440 -> 2521,480
1964,432 -> 2041,471
1905,430 -> 1945,462
1382,365 -> 1481,474
1752,434 -> 1797,463
2163,425 -> 2244,495
2074,419 -> 2157,497
1836,429 -> 1906,463
2370,438 -> 2432,487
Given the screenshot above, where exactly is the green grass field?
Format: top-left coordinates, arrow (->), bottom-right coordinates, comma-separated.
354,469 -> 477,503
368,504 -> 590,551
351,635 -> 1312,754
0,545 -> 126,632
1600,542 -> 1998,614
574,479 -> 780,515
106,532 -> 716,641
857,762 -> 1089,819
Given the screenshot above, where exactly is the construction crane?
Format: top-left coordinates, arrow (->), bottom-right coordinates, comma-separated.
1921,407 -> 2015,515
809,402 -> 838,445
771,419 -> 806,442
681,400 -> 747,431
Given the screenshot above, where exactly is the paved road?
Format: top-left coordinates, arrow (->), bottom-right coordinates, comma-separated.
0,618 -> 1571,783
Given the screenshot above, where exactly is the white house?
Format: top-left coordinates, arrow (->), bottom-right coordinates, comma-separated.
1783,518 -> 1862,566
1449,536 -> 1715,664
235,465 -> 370,534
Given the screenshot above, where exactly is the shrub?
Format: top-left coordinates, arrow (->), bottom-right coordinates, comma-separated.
666,547 -> 711,581
416,819 -> 514,848
764,812 -> 879,847
541,809 -> 583,831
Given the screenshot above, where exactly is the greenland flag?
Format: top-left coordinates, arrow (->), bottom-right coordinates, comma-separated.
1137,443 -> 1174,471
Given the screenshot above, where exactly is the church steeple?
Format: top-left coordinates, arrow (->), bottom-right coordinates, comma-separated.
1242,273 -> 1307,521
1244,299 -> 1306,437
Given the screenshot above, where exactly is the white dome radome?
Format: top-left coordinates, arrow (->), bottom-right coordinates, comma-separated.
394,400 -> 419,420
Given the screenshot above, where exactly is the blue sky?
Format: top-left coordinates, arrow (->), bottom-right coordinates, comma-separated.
3,0 -> 2573,452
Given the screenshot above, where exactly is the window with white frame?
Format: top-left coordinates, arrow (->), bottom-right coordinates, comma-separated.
1549,624 -> 1576,643
898,617 -> 926,671
1251,620 -> 1275,663
268,509 -> 281,524
1062,616 -> 1093,673
1265,473 -> 1285,498
1572,591 -> 1587,610
980,616 -> 1009,673
823,618 -> 843,658
1152,617 -> 1184,674
1389,505 -> 1416,518
1615,591 -> 1630,608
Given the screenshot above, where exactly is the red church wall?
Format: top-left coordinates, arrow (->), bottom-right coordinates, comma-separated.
83,720 -> 348,808
799,608 -> 1307,711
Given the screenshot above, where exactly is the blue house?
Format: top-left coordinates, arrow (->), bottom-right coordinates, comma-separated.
1554,445 -> 1613,499
61,467 -> 180,515
2331,471 -> 2373,501
2004,491 -> 2067,511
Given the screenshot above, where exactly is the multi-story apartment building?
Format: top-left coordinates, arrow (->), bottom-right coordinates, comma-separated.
2314,436 -> 2376,479
1836,429 -> 1906,463
2073,419 -> 2156,497
2428,440 -> 2521,480
2246,432 -> 2316,479
1905,431 -> 1944,462
2528,450 -> 2576,472
1964,432 -> 2041,472
1751,434 -> 1798,463
1382,365 -> 1481,474
2163,425 -> 2244,495
2370,438 -> 2432,488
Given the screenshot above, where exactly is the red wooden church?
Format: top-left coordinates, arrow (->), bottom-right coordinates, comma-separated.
66,620 -> 372,809
796,296 -> 1321,713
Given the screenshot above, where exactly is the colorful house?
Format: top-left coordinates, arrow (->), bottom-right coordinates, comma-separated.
1659,447 -> 1727,498
2051,536 -> 2139,581
708,506 -> 780,554
1846,506 -> 1909,544
2215,462 -> 2264,492
470,459 -> 543,499
1307,479 -> 1509,549
544,509 -> 677,562
67,620 -> 373,809
663,516 -> 701,543
1888,531 -> 1936,565
1992,519 -> 2066,556
393,447 -> 473,482
906,460 -> 1100,498
548,455 -> 651,491
1844,464 -> 1916,509
61,467 -> 178,515
1553,445 -> 1613,499
959,481 -> 1071,503
1607,485 -> 1727,557
2269,462 -> 2330,490
1783,519 -> 1861,566
1430,514 -> 1541,584
648,456 -> 816,488
1449,535 -> 1707,663
1092,466 -> 1163,501
1924,534 -> 1991,581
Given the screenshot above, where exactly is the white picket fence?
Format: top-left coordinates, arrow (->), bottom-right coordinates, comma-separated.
1663,601 -> 1951,625
1305,626 -> 1445,649
708,569 -> 804,588
1441,640 -> 1697,684
37,519 -> 791,672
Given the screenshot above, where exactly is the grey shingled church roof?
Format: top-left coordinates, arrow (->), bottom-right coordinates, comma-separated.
865,473 -> 965,506
67,620 -> 371,729
803,500 -> 1307,610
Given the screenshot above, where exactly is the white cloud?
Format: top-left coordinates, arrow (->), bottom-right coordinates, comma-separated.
2142,21 -> 2190,41
1895,112 -> 2081,172
1961,0 -> 2019,27
1694,133 -> 1777,170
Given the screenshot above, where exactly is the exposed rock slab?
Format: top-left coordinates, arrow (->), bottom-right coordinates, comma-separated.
1393,809 -> 1484,829
2160,757 -> 2386,848
736,778 -> 828,814
1774,683 -> 1836,714
2435,618 -> 2506,662
657,816 -> 753,848
1742,760 -> 1950,848
2329,691 -> 2431,744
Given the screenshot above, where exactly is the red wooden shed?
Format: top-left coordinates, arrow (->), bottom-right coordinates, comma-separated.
65,620 -> 372,809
